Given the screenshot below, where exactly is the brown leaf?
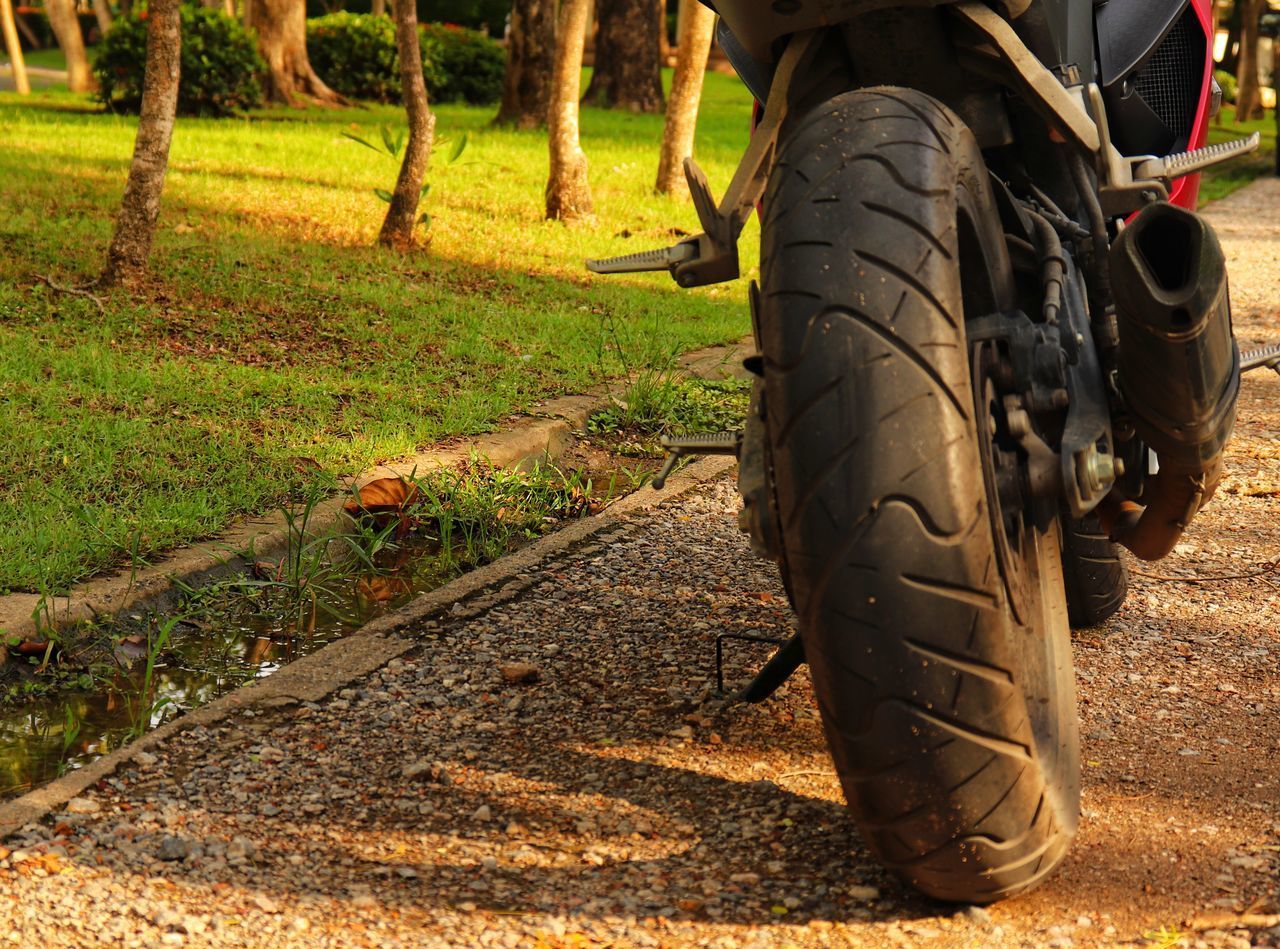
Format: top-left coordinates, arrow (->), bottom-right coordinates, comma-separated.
287,456 -> 323,474
251,561 -> 281,581
355,576 -> 411,602
11,640 -> 53,657
343,477 -> 421,526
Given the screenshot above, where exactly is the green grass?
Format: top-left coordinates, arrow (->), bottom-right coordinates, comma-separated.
5,48 -> 69,71
0,71 -> 757,595
588,370 -> 752,455
1201,104 -> 1276,205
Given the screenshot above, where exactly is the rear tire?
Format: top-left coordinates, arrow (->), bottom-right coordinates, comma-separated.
758,88 -> 1079,902
1061,514 -> 1128,628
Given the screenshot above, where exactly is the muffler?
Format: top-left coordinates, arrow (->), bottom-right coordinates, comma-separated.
1103,203 -> 1240,561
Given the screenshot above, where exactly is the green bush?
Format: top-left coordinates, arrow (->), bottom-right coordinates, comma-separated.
421,23 -> 505,105
306,14 -> 504,105
1214,69 -> 1238,105
94,8 -> 264,117
306,12 -> 403,103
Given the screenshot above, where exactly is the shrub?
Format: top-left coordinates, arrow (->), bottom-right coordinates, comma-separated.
306,12 -> 403,103
1214,69 -> 1238,106
306,14 -> 503,105
421,23 -> 505,105
94,8 -> 264,117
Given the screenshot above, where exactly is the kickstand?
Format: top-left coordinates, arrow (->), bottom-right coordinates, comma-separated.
715,631 -> 806,703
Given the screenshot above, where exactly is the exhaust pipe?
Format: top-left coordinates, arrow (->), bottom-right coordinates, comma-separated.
1103,203 -> 1240,561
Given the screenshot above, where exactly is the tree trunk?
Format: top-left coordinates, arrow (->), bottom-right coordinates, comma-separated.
1236,0 -> 1265,121
493,0 -> 555,128
101,0 -> 181,288
1220,0 -> 1242,73
371,0 -> 385,15
247,0 -> 341,105
45,0 -> 95,92
582,0 -> 664,112
546,0 -> 593,221
90,0 -> 111,36
655,0 -> 713,197
379,0 -> 435,249
1,0 -> 30,95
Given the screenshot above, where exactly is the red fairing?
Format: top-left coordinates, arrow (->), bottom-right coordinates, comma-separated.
1171,0 -> 1216,209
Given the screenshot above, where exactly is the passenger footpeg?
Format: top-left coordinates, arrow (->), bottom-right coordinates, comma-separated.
652,431 -> 741,489
1134,133 -> 1262,183
1242,343 -> 1280,377
586,160 -> 740,288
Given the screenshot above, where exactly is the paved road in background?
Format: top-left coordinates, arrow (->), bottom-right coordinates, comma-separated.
0,65 -> 67,92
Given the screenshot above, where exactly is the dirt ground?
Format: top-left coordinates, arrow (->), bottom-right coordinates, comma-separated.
0,180 -> 1276,948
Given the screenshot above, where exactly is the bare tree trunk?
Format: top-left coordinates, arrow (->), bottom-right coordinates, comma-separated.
1236,0 -> 1265,121
371,0 -> 385,15
101,0 -> 181,287
1,0 -> 30,95
90,0 -> 112,36
660,0 -> 672,65
247,0 -> 342,105
45,0 -> 95,92
1220,0 -> 1242,73
493,0 -> 555,128
546,0 -> 593,221
583,0 -> 664,112
655,1 -> 713,197
223,0 -> 235,16
379,0 -> 435,249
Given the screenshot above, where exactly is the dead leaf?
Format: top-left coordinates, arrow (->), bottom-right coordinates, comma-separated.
251,561 -> 281,582
344,477 -> 421,535
287,456 -> 323,474
10,640 -> 53,657
344,477 -> 420,519
355,576 -> 411,602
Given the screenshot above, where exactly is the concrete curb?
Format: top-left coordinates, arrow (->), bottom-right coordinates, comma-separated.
0,339 -> 751,648
0,454 -> 737,838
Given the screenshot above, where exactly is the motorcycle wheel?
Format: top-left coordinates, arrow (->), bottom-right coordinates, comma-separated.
758,87 -> 1079,903
1061,514 -> 1129,629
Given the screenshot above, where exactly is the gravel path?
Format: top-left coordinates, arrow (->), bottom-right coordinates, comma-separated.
0,179 -> 1277,947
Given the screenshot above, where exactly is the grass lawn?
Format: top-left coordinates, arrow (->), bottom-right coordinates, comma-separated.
0,71 -> 757,595
4,48 -> 70,71
1201,104 -> 1277,205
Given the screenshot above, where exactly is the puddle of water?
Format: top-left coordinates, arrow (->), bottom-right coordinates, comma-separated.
0,535 -> 457,800
0,442 -> 666,802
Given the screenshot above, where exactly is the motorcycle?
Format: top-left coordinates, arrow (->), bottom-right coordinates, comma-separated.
587,0 -> 1272,902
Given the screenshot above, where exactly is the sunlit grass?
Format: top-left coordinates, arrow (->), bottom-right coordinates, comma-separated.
1201,104 -> 1276,205
0,71 -> 757,594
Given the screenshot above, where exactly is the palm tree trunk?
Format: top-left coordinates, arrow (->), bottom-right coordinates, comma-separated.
545,0 -> 594,221
1,0 -> 30,95
45,0 -> 95,92
101,0 -> 181,287
378,0 -> 435,249
655,0 -> 714,197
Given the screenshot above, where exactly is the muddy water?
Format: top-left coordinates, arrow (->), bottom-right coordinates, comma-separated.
0,537 -> 455,801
